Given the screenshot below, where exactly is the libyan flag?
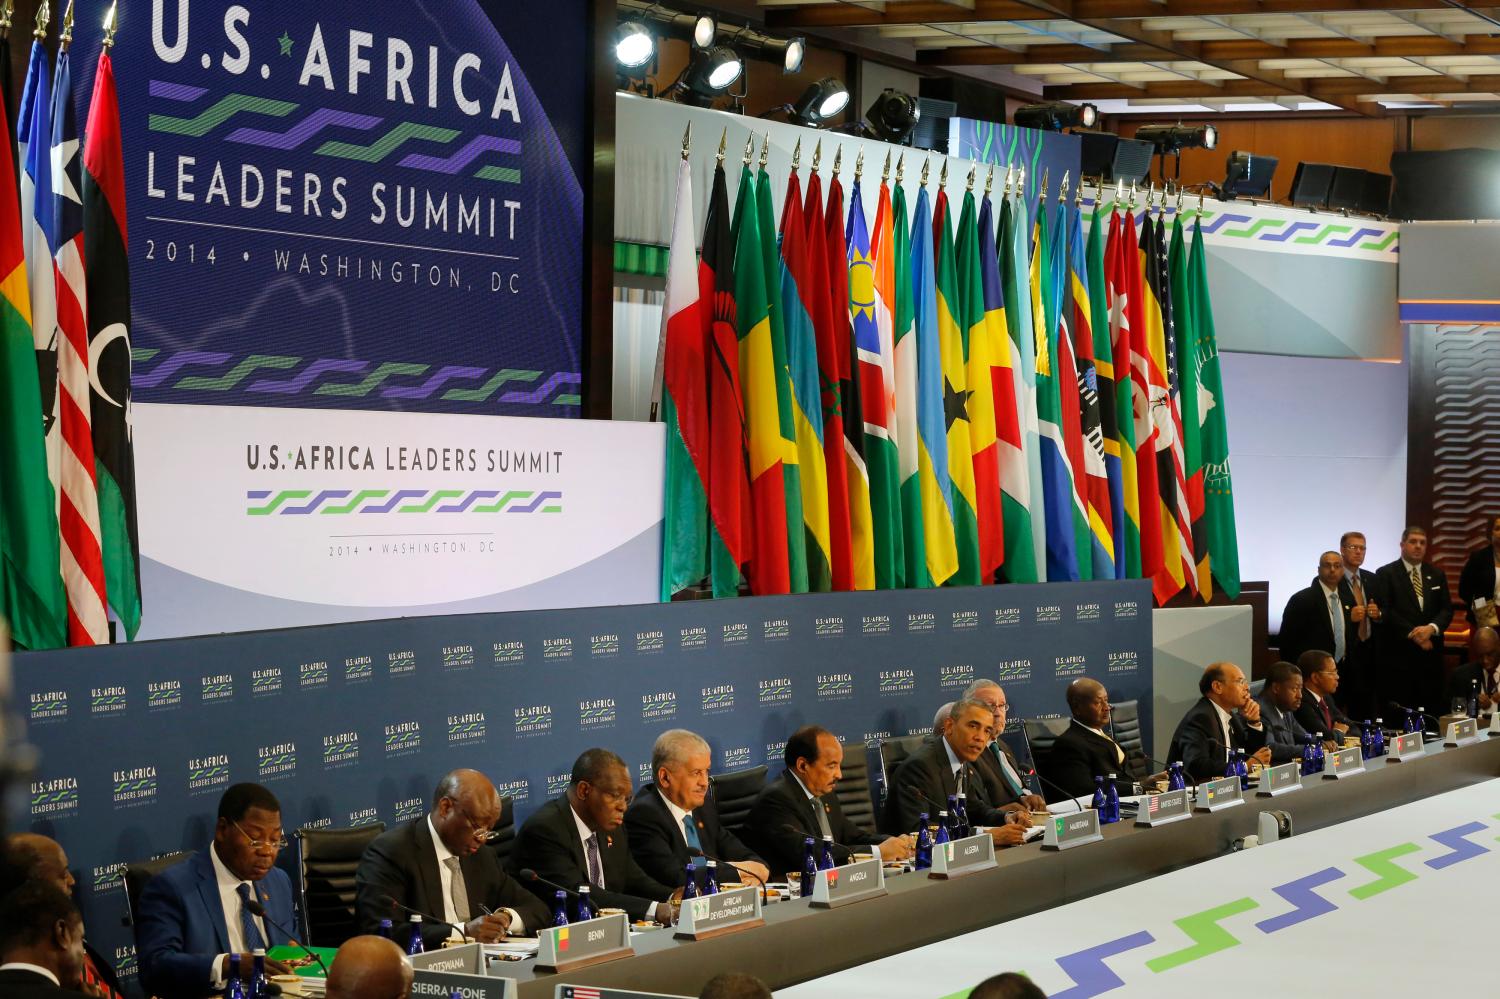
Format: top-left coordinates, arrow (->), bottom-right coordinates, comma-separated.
83,48 -> 142,639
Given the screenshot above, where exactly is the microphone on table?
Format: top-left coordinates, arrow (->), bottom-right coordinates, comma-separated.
243,899 -> 330,977
1388,702 -> 1441,735
688,847 -> 768,904
1128,750 -> 1199,789
516,869 -> 580,899
1009,720 -> 1047,799
380,894 -> 471,943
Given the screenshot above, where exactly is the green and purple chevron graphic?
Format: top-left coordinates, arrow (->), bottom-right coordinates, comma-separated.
245,489 -> 562,515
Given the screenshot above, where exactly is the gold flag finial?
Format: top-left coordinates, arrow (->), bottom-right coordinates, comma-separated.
742,135 -> 755,167
1075,174 -> 1085,207
966,165 -> 975,192
1018,165 -> 1027,198
792,138 -> 801,172
940,159 -> 948,188
833,145 -> 843,176
855,148 -> 864,181
882,151 -> 891,183
1198,187 -> 1206,216
59,0 -> 73,48
1004,164 -> 1014,196
101,1 -> 117,48
33,0 -> 49,41
680,123 -> 692,162
1040,167 -> 1049,200
921,156 -> 930,186
986,165 -> 994,196
759,134 -> 770,170
0,2 -> 15,39
896,153 -> 905,184
716,128 -> 727,165
1115,178 -> 1124,212
812,139 -> 822,172
1058,170 -> 1069,203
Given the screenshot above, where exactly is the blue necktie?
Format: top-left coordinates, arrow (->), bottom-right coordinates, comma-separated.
236,883 -> 267,950
682,813 -> 703,862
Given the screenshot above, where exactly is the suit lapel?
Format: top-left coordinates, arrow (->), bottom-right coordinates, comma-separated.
412,819 -> 446,918
782,772 -> 817,837
194,851 -> 232,953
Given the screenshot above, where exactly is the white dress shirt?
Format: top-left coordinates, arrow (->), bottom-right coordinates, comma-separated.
657,787 -> 696,848
0,962 -> 60,985
1080,724 -> 1126,767
209,842 -> 268,987
426,814 -> 524,935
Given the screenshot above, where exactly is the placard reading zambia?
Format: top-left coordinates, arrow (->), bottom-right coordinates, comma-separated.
112,0 -> 584,415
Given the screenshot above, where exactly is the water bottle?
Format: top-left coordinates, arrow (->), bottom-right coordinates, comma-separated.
800,836 -> 817,897
405,913 -> 424,955
818,835 -> 836,871
934,810 -> 952,844
574,885 -> 596,922
377,916 -> 394,942
1168,762 -> 1185,792
1104,773 -> 1121,824
913,814 -> 932,871
250,949 -> 267,999
1360,720 -> 1374,759
954,793 -> 971,838
551,889 -> 570,927
945,794 -> 959,825
703,860 -> 719,894
1299,739 -> 1314,777
1312,732 -> 1326,772
1372,718 -> 1386,757
1469,680 -> 1480,720
1091,775 -> 1107,812
682,862 -> 699,900
1235,749 -> 1250,790
226,955 -> 246,999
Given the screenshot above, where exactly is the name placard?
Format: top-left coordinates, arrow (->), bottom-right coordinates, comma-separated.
412,968 -> 517,999
1042,809 -> 1103,851
1489,712 -> 1500,736
810,855 -> 887,909
1388,731 -> 1425,762
929,832 -> 997,879
1135,788 -> 1193,827
1321,746 -> 1365,779
674,885 -> 764,940
1194,776 -> 1244,812
1256,761 -> 1303,798
1445,717 -> 1480,747
410,942 -> 483,975
534,912 -> 633,974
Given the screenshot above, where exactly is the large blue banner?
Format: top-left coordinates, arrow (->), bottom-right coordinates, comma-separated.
75,0 -> 586,415
14,580 -> 1151,991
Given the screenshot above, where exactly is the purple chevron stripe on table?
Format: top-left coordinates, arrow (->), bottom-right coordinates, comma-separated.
135,350 -> 232,388
283,490 -> 353,515
1261,220 -> 1319,242
249,359 -> 370,394
1423,821 -> 1491,869
247,490 -> 271,500
227,107 -> 383,149
398,134 -> 522,174
1199,213 -> 1251,235
438,491 -> 500,513
1252,867 -> 1344,934
149,80 -> 210,101
500,371 -> 581,403
380,365 -> 489,399
363,490 -> 429,513
1328,227 -> 1387,248
1048,930 -> 1156,999
506,491 -> 562,514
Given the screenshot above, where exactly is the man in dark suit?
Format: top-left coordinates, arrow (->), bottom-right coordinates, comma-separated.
1458,516 -> 1500,629
1167,663 -> 1271,781
1445,626 -> 1500,710
355,769 -> 549,949
1278,552 -> 1352,673
886,699 -> 1031,848
623,730 -> 769,892
1,833 -> 122,998
963,681 -> 1047,812
1047,678 -> 1131,801
1338,531 -> 1383,718
511,748 -> 677,923
0,881 -> 86,997
1373,526 -> 1454,712
1254,661 -> 1318,763
136,783 -> 298,999
745,726 -> 913,879
1294,650 -> 1355,739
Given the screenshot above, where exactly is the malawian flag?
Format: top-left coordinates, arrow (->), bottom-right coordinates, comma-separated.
1169,213 -> 1205,600
955,187 -> 1003,581
1125,210 -> 1163,585
890,180 -> 928,587
84,44 -> 143,639
731,163 -> 790,595
827,174 -> 875,590
1069,199 -> 1116,580
848,178 -> 903,588
700,160 -> 750,597
1104,207 -> 1141,578
803,169 -> 855,589
779,170 -> 832,592
1138,211 -> 1189,603
20,39 -> 59,518
910,186 -> 958,586
756,162 -> 807,593
1031,196 -> 1079,581
1088,196 -> 1126,579
984,190 -> 1032,583
932,189 -> 981,585
0,74 -> 65,650
999,189 -> 1044,582
1190,216 -> 1240,597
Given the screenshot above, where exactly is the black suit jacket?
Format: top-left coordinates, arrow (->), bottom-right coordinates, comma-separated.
1255,695 -> 1313,764
744,771 -> 884,879
1373,559 -> 1453,655
354,817 -> 550,948
1279,578 -> 1352,666
0,968 -> 71,997
1046,720 -> 1126,801
1167,697 -> 1268,781
510,797 -> 674,921
884,737 -> 1009,834
1339,568 -> 1380,640
1445,660 -> 1498,703
1294,690 -> 1353,739
622,785 -> 762,891
1458,547 -> 1499,613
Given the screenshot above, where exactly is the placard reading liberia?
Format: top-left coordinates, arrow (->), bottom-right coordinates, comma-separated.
106,0 -> 584,415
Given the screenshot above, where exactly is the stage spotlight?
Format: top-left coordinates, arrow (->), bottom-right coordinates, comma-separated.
864,88 -> 921,144
1013,101 -> 1097,132
765,36 -> 805,73
674,45 -> 742,102
1219,150 -> 1277,200
691,13 -> 716,49
1136,123 -> 1218,153
789,77 -> 849,126
615,21 -> 655,73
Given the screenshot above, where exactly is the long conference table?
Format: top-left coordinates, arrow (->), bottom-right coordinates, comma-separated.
509,734 -> 1500,998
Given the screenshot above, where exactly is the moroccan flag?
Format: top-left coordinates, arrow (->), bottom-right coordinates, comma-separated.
20,40 -> 59,522
1104,208 -> 1141,578
1069,200 -> 1116,580
999,191 -> 1044,582
756,163 -> 807,593
83,46 -> 142,639
779,170 -> 832,592
891,181 -> 928,587
1190,217 -> 1240,597
700,161 -> 750,597
1139,212 -> 1188,602
955,187 -> 1003,580
1088,196 -> 1126,579
0,79 -> 65,650
1169,214 -> 1206,600
803,170 -> 854,589
933,190 -> 981,585
659,155 -> 708,599
849,178 -> 903,588
828,174 -> 875,590
985,191 -> 1032,583
911,186 -> 958,586
1032,197 -> 1079,581
731,164 -> 790,595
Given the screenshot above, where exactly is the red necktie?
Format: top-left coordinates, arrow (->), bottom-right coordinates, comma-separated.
1321,698 -> 1333,732
84,953 -> 122,999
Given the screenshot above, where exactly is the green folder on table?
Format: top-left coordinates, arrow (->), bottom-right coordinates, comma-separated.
267,945 -> 337,977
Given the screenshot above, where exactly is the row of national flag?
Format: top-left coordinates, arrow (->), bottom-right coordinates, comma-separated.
658,135 -> 1238,606
1,21 -> 140,649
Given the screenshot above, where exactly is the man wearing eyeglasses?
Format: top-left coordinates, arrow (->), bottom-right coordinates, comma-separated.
136,783 -> 299,999
355,769 -> 548,949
